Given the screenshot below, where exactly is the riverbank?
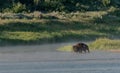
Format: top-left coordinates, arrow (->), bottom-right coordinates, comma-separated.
0,10 -> 120,46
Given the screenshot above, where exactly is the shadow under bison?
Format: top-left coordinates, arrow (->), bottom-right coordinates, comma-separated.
73,43 -> 90,53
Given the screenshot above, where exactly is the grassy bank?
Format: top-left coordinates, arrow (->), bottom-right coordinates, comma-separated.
57,38 -> 120,52
89,38 -> 120,50
0,10 -> 120,46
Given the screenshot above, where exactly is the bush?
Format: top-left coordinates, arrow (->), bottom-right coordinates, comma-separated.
2,2 -> 27,13
12,2 -> 27,13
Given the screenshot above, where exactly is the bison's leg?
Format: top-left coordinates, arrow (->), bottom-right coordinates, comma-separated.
84,49 -> 87,53
85,46 -> 90,53
87,47 -> 90,53
83,44 -> 90,53
78,48 -> 82,53
73,46 -> 79,53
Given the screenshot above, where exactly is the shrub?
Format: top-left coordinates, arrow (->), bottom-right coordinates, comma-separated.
12,2 -> 27,13
2,2 -> 27,13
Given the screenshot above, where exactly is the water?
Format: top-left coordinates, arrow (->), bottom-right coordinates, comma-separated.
0,43 -> 120,73
0,61 -> 120,73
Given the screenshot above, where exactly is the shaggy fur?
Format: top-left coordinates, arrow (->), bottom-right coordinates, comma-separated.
73,43 -> 90,53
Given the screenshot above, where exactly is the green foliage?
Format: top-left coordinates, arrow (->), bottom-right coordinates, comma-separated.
102,0 -> 111,6
12,2 -> 27,13
0,0 -> 120,12
34,0 -> 40,6
2,2 -> 27,13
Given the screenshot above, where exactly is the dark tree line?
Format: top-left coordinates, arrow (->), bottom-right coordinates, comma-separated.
0,0 -> 120,12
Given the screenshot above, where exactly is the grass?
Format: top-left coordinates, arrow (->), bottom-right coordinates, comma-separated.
57,45 -> 73,52
0,9 -> 120,46
89,38 -> 120,50
57,38 -> 120,52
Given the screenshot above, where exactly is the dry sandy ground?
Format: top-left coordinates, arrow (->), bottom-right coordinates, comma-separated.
109,50 -> 120,53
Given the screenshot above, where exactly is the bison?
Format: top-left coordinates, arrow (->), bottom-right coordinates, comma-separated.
73,43 -> 90,53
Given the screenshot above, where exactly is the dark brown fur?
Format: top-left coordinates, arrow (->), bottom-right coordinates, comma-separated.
73,43 -> 90,53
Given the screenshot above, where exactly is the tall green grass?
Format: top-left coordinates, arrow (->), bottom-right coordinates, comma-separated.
89,38 -> 120,50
